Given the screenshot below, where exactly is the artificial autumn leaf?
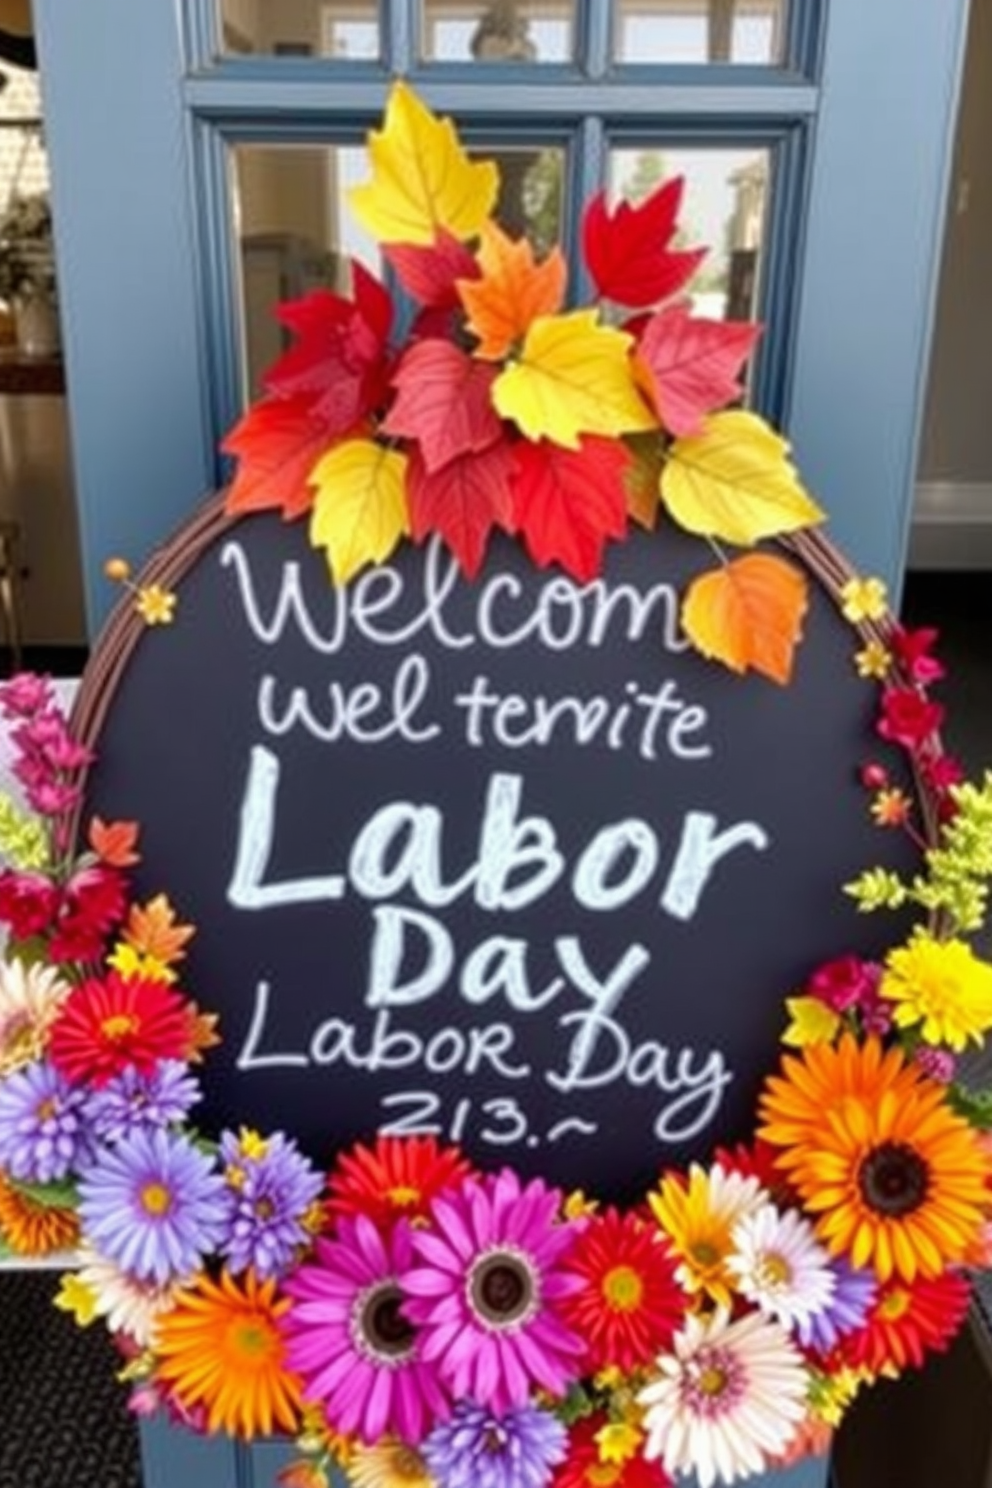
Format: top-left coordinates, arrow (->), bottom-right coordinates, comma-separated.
88,817 -> 140,869
623,432 -> 666,529
263,269 -> 393,429
309,438 -> 410,584
582,177 -> 708,309
782,996 -> 842,1048
493,311 -> 656,449
512,436 -> 630,581
662,410 -> 824,545
382,340 -> 502,472
635,303 -> 761,437
682,551 -> 809,684
457,222 -> 567,359
348,81 -> 498,246
384,229 -> 480,309
222,396 -> 338,520
185,1002 -> 222,1060
123,894 -> 195,966
408,442 -> 516,578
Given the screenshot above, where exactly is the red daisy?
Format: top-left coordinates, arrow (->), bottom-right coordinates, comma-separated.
839,1269 -> 971,1374
553,1417 -> 671,1488
713,1139 -> 792,1200
49,864 -> 129,963
559,1208 -> 684,1374
48,971 -> 196,1086
324,1134 -> 475,1226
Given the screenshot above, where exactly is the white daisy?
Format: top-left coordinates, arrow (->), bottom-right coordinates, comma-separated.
638,1306 -> 809,1488
74,1245 -> 180,1348
727,1202 -> 836,1328
0,956 -> 70,1074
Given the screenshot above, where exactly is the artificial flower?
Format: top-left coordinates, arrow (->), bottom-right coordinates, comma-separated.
759,1035 -> 991,1281
78,1125 -> 227,1284
637,1307 -> 807,1488
913,1046 -> 956,1083
84,1058 -> 202,1143
594,1422 -> 642,1465
283,1212 -> 448,1444
839,576 -> 887,623
839,1269 -> 971,1374
402,1168 -> 584,1414
876,687 -> 944,752
0,1172 -> 79,1255
558,1207 -> 684,1373
890,625 -> 945,684
73,1244 -> 179,1347
880,929 -> 992,1050
54,1272 -> 100,1326
792,1258 -> 877,1357
155,1267 -> 303,1437
422,1400 -> 567,1488
870,788 -> 913,827
0,868 -> 59,939
324,1133 -> 474,1227
781,996 -> 840,1049
48,862 -> 128,963
0,1058 -> 91,1183
853,639 -> 891,680
552,1416 -> 670,1488
348,1440 -> 435,1488
48,970 -> 197,1086
135,584 -> 177,625
0,671 -> 53,717
726,1202 -> 835,1328
107,942 -> 178,985
0,955 -> 70,1075
218,1127 -> 324,1279
806,955 -> 880,1015
648,1163 -> 766,1308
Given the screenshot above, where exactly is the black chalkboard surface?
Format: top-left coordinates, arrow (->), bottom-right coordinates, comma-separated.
81,509 -> 918,1200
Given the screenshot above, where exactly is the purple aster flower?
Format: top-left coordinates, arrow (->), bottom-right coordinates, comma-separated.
78,1125 -> 227,1284
217,1128 -> 323,1279
794,1257 -> 877,1354
0,1058 -> 92,1183
423,1401 -> 567,1488
84,1059 -> 202,1144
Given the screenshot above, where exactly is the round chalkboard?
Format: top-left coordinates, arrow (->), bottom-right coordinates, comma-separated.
75,498 -> 920,1200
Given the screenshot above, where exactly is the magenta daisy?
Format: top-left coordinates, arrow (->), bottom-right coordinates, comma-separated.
401,1168 -> 585,1414
281,1212 -> 448,1445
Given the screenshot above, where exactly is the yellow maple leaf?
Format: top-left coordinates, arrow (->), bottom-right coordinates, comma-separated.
662,409 -> 824,545
309,438 -> 410,584
493,310 -> 657,449
681,552 -> 809,684
458,222 -> 567,359
782,995 -> 842,1047
348,82 -> 498,246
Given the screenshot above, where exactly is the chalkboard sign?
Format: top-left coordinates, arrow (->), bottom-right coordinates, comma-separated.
79,505 -> 918,1200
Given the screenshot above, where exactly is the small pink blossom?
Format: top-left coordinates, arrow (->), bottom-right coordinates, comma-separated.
877,688 -> 944,751
807,956 -> 879,1014
890,626 -> 945,685
913,1046 -> 956,1084
0,673 -> 53,718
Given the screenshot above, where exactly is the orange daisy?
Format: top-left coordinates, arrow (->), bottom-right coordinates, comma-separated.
758,1034 -> 991,1282
325,1134 -> 475,1227
154,1268 -> 303,1438
0,1174 -> 79,1255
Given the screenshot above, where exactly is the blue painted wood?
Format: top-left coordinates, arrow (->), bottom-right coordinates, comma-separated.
786,0 -> 971,584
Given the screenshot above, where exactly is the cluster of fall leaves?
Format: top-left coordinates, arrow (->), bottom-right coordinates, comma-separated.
223,82 -> 825,684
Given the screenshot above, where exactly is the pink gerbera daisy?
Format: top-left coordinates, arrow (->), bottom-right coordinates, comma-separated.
281,1213 -> 448,1445
401,1168 -> 585,1414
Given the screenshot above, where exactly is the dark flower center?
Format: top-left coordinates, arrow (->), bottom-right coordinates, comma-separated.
469,1249 -> 538,1329
356,1281 -> 415,1361
858,1141 -> 930,1217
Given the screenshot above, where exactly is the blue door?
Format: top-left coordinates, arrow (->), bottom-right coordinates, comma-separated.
29,3 -> 971,1486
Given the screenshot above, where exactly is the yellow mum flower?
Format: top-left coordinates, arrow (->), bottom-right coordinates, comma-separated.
881,930 -> 992,1050
840,576 -> 888,623
649,1163 -> 765,1308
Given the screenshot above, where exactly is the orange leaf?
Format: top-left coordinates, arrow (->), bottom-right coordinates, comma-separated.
681,552 -> 809,685
623,433 -> 665,530
123,894 -> 195,965
457,222 -> 566,359
88,817 -> 141,868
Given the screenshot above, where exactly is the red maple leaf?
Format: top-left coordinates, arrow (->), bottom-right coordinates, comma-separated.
408,442 -> 516,578
583,177 -> 707,308
382,340 -> 502,472
511,436 -> 630,581
262,263 -> 394,434
222,396 -> 334,518
384,229 -> 480,309
635,303 -> 761,436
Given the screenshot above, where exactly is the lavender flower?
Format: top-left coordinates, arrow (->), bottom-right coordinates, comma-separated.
84,1060 -> 202,1144
78,1125 -> 227,1285
0,1058 -> 91,1182
794,1257 -> 877,1354
423,1402 -> 567,1488
217,1128 -> 323,1279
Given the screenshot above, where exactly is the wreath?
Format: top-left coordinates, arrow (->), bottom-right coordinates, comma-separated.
0,86 -> 991,1488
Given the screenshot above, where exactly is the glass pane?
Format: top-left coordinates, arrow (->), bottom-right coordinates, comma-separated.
613,0 -> 787,65
219,1 -> 380,60
421,0 -> 573,62
609,145 -> 770,325
486,145 -> 565,253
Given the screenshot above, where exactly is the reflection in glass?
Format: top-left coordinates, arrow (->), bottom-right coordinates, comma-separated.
486,146 -> 564,255
613,0 -> 786,65
219,1 -> 379,60
421,0 -> 572,62
609,146 -> 769,325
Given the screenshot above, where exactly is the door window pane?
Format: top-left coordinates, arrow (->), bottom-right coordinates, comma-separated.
220,1 -> 380,60
421,0 -> 573,62
609,146 -> 769,324
613,0 -> 787,65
